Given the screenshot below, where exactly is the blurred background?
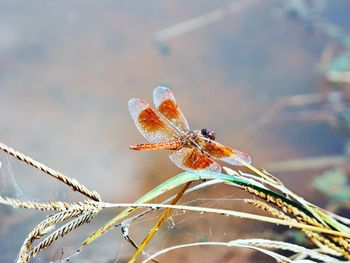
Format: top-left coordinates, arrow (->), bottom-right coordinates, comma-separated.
0,0 -> 350,262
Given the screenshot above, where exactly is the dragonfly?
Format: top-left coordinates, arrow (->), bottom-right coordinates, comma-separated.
128,86 -> 251,173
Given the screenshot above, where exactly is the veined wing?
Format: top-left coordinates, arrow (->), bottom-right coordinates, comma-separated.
153,86 -> 190,132
169,147 -> 221,173
128,98 -> 178,143
201,139 -> 251,166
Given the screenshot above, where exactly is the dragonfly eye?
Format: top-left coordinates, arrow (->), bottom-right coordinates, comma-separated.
208,130 -> 216,141
201,129 -> 216,140
201,128 -> 209,137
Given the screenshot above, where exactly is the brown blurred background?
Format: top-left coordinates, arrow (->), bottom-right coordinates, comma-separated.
1,1 -> 350,262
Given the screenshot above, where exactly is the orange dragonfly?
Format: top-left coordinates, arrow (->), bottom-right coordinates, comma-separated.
128,86 -> 251,173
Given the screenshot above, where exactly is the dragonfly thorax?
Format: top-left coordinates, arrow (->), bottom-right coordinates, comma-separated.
180,129 -> 216,149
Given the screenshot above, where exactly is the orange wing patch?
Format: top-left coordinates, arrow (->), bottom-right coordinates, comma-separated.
202,140 -> 252,166
203,143 -> 234,158
169,147 -> 221,172
138,107 -> 168,132
158,99 -> 180,122
183,148 -> 213,170
153,86 -> 190,131
129,98 -> 177,143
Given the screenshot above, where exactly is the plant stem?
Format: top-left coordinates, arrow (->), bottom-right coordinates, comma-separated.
128,181 -> 192,263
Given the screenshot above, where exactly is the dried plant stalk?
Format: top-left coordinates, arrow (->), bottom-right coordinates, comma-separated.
244,194 -> 350,259
244,199 -> 294,222
307,231 -> 350,260
332,237 -> 350,251
0,196 -> 98,212
244,186 -> 322,227
18,209 -> 83,262
0,142 -> 101,201
144,239 -> 344,263
128,181 -> 192,263
22,211 -> 97,263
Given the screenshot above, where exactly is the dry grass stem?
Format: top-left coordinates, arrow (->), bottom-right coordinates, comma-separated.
244,186 -> 322,227
144,239 -> 343,263
244,193 -> 350,258
244,199 -> 294,222
128,181 -> 192,263
23,211 -> 97,262
0,196 -> 99,212
18,209 -> 83,262
0,142 -> 101,201
307,231 -> 350,260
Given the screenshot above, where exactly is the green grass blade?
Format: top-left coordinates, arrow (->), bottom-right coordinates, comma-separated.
82,170 -> 321,247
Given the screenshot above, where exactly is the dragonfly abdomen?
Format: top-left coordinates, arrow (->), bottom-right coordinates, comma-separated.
129,140 -> 182,151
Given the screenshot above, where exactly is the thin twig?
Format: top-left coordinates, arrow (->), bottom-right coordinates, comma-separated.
121,226 -> 160,263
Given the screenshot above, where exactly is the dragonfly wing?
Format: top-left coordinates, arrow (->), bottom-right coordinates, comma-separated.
153,86 -> 190,132
128,98 -> 178,143
202,140 -> 251,166
169,147 -> 221,173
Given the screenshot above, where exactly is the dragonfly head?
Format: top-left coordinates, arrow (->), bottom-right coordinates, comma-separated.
201,128 -> 216,141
